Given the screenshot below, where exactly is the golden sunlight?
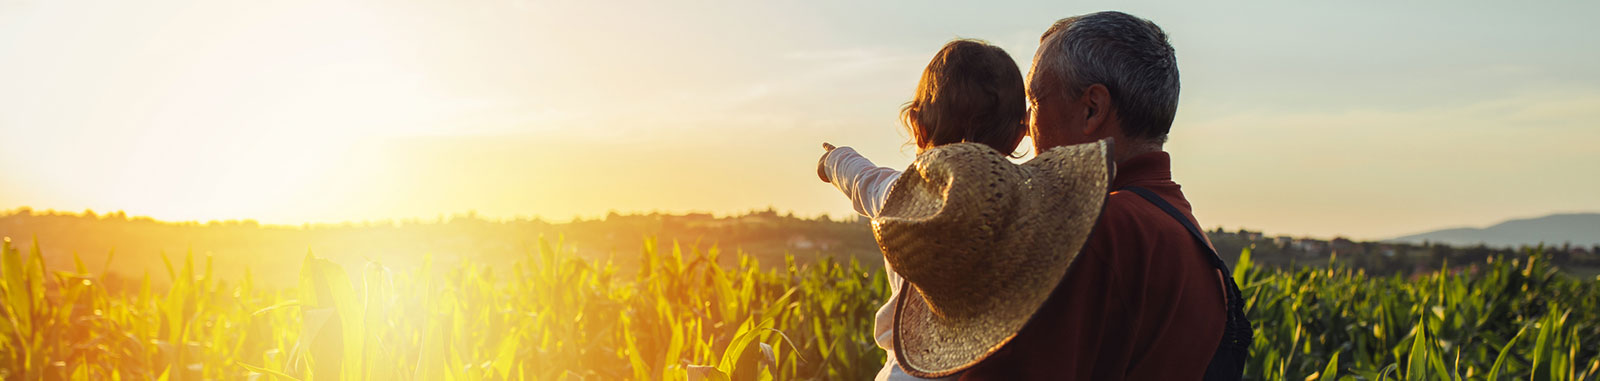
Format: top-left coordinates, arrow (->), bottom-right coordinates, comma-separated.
2,2 -> 1599,379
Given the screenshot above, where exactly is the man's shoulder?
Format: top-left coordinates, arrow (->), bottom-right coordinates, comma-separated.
1091,187 -> 1196,245
1097,190 -> 1162,230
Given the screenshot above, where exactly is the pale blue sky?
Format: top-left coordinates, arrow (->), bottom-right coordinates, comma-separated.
1,0 -> 1596,239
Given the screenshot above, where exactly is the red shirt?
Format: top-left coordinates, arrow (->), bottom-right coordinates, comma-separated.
960,151 -> 1227,380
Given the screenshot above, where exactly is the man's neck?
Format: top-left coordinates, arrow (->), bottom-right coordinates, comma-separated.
1113,138 -> 1163,164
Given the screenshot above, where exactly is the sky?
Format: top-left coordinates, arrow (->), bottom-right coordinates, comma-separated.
1,0 -> 1596,240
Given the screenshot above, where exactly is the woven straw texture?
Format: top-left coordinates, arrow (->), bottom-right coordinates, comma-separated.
874,140 -> 1111,377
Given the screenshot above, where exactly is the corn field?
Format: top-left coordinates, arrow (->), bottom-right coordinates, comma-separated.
1,236 -> 1596,380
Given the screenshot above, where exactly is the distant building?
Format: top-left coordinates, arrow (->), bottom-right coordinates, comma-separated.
737,214 -> 781,228
787,234 -> 837,251
1236,229 -> 1264,241
1293,239 -> 1327,255
789,235 -> 816,250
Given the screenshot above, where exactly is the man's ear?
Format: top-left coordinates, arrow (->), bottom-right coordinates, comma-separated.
1081,83 -> 1112,137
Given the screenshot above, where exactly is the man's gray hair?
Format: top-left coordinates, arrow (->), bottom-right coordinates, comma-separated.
1038,11 -> 1179,140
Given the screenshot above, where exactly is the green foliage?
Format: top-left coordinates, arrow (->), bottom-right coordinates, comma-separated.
1240,247 -> 1600,380
0,237 -> 886,380
1,236 -> 1596,380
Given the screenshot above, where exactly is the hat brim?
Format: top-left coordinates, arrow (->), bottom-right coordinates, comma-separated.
889,141 -> 1113,377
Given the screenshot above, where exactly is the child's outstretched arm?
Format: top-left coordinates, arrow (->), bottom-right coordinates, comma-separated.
817,142 -> 901,218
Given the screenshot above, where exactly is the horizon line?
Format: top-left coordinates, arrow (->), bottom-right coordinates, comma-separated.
0,205 -> 857,227
9,205 -> 1593,243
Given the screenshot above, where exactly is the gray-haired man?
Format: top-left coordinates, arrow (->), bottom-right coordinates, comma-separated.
957,11 -> 1251,380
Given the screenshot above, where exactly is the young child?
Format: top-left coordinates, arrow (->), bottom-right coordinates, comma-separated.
816,39 -> 1028,381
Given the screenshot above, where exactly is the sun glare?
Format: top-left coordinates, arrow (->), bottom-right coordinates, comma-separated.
3,0 -> 498,223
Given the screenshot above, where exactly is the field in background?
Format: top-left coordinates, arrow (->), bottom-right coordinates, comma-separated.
0,209 -> 882,289
2,236 -> 1598,379
9,209 -> 1598,292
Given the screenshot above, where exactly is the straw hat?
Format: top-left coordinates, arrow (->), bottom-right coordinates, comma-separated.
874,140 -> 1112,377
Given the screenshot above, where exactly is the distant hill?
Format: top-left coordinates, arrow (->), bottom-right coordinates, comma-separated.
1387,213 -> 1600,248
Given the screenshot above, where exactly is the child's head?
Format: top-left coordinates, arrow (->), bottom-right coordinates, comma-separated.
901,39 -> 1028,156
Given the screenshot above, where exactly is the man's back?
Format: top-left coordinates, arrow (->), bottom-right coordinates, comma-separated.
961,151 -> 1227,380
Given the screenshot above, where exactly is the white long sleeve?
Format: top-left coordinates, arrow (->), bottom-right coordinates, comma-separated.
823,147 -> 902,219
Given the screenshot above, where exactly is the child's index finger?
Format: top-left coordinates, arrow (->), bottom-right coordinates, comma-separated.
822,142 -> 836,151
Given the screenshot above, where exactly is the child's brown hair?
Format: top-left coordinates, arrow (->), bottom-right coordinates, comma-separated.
901,39 -> 1028,156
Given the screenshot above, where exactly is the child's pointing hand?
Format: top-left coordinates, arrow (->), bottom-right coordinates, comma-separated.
817,142 -> 837,183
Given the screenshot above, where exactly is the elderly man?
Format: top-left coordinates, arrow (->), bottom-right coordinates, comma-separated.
957,11 -> 1251,380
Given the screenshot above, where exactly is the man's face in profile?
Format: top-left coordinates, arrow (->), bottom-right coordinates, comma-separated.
1026,37 -> 1081,153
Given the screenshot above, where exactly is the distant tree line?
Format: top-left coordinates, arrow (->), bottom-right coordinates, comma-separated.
1207,228 -> 1600,276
